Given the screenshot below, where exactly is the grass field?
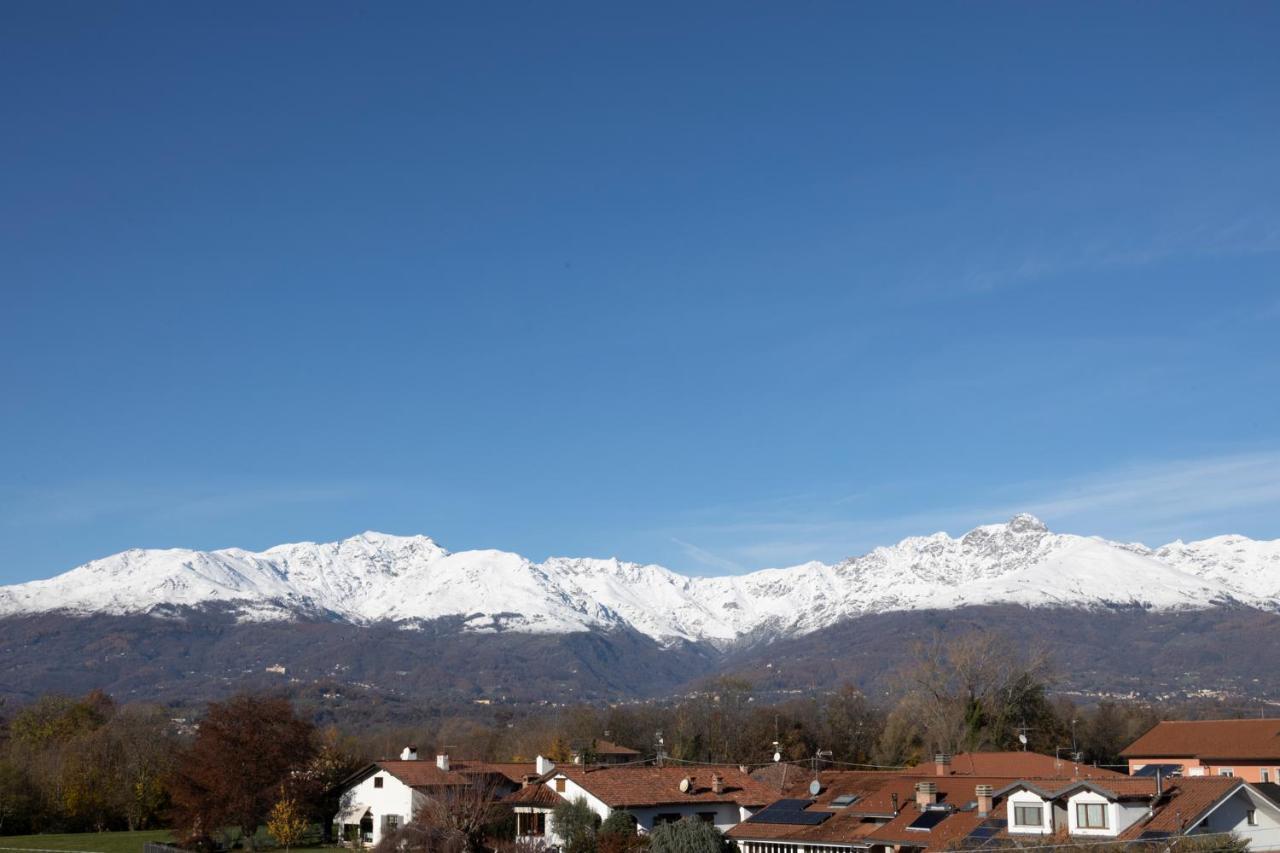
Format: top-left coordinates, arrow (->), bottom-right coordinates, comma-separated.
0,830 -> 173,853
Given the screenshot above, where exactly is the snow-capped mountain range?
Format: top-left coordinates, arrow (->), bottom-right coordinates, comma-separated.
2,514 -> 1277,646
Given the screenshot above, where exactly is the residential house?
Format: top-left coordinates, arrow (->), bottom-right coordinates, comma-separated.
333,749 -> 535,847
573,738 -> 643,766
729,769 -> 1280,852
508,761 -> 776,846
1123,718 -> 1280,783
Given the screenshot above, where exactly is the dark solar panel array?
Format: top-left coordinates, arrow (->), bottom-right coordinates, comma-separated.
748,800 -> 833,826
1133,764 -> 1182,778
906,810 -> 950,831
1138,831 -> 1174,840
967,818 -> 1008,841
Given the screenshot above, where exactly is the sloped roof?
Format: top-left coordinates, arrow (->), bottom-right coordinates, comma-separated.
373,760 -> 473,788
905,751 -> 1125,779
589,739 -> 641,756
451,760 -> 538,784
1122,719 -> 1280,760
729,773 -> 1243,852
504,783 -> 563,807
552,765 -> 775,808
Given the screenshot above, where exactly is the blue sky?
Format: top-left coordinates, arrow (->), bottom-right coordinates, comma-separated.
3,2 -> 1279,582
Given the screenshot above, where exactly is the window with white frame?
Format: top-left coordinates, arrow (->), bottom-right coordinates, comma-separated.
1013,804 -> 1043,827
1076,803 -> 1108,830
1218,769 -> 1235,777
1247,809 -> 1258,827
1263,769 -> 1272,783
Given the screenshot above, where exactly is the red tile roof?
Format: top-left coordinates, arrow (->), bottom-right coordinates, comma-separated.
373,760 -> 472,788
1122,719 -> 1280,760
729,771 -> 1242,852
904,751 -> 1125,779
553,765 -> 775,809
503,783 -> 563,807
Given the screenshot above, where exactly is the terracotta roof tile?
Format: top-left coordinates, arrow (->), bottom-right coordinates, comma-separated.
504,783 -> 563,807
554,765 -> 774,809
1122,719 -> 1280,760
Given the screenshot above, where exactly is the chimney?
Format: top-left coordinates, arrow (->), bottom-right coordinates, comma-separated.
976,785 -> 994,818
935,753 -> 952,776
436,754 -> 450,772
400,746 -> 418,761
536,755 -> 555,776
712,774 -> 724,795
891,793 -> 900,816
915,781 -> 937,810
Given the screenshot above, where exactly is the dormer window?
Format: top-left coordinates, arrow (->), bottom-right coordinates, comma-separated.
1013,805 -> 1043,828
1076,803 -> 1108,830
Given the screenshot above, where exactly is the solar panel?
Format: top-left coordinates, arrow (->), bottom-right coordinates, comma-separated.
831,794 -> 859,807
906,810 -> 949,831
966,819 -> 1008,846
1133,764 -> 1181,778
747,800 -> 833,826
1138,831 -> 1174,840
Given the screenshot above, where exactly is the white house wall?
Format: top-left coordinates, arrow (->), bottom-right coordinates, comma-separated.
1006,791 -> 1053,835
1196,787 -> 1280,852
334,770 -> 418,847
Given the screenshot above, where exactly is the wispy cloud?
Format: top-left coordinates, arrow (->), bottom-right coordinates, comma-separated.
662,449 -> 1280,573
670,538 -> 746,573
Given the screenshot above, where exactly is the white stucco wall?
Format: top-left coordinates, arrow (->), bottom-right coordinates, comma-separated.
1006,791 -> 1053,835
1196,786 -> 1280,852
1066,790 -> 1151,838
335,769 -> 424,847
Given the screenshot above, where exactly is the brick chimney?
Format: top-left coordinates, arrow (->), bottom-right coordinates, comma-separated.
935,753 -> 952,776
712,774 -> 725,795
915,781 -> 937,809
976,785 -> 994,818
436,754 -> 450,772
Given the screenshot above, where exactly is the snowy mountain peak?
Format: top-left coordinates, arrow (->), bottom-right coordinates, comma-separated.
0,518 -> 1277,645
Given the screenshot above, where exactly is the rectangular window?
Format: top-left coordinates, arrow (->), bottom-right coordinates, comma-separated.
1247,810 -> 1258,827
1262,770 -> 1271,783
1076,803 -> 1108,830
519,812 -> 546,836
374,777 -> 384,788
555,779 -> 566,793
655,813 -> 682,825
1013,805 -> 1043,827
698,812 -> 717,824
382,815 -> 400,834
1219,769 -> 1235,777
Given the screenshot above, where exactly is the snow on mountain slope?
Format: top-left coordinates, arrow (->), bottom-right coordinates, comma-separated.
0,515 -> 1276,644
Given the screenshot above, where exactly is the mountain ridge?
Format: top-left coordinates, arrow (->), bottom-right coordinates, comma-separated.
2,514 -> 1278,645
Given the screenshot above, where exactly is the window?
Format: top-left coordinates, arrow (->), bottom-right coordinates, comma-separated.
1262,770 -> 1272,783
698,812 -> 717,824
1219,769 -> 1235,777
382,815 -> 401,834
555,778 -> 566,793
1076,803 -> 1108,830
519,812 -> 547,836
655,813 -> 682,825
374,777 -> 384,789
1247,810 -> 1258,827
1013,805 -> 1043,827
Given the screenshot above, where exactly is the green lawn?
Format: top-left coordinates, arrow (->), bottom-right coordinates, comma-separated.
0,830 -> 173,853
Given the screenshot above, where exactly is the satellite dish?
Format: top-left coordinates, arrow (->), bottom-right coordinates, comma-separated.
809,779 -> 822,797
773,751 -> 782,763
679,778 -> 691,793
1018,734 -> 1028,745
